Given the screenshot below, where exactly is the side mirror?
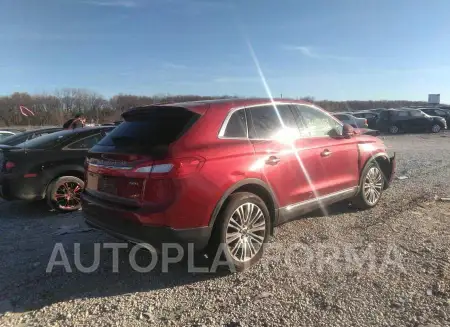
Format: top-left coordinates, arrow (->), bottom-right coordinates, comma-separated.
343,124 -> 355,138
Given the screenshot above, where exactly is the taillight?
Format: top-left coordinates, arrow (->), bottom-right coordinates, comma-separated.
5,161 -> 15,171
135,157 -> 204,179
365,119 -> 368,125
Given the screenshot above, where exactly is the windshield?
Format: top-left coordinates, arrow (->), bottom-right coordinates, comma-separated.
17,130 -> 75,149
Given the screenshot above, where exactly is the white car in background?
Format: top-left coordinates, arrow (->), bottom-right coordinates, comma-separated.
0,129 -> 23,141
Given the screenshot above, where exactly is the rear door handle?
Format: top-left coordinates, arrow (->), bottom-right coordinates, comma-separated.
265,156 -> 281,165
321,149 -> 332,157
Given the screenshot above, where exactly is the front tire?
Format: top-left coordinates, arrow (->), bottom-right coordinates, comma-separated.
352,163 -> 385,210
431,124 -> 441,133
46,176 -> 84,212
207,192 -> 271,272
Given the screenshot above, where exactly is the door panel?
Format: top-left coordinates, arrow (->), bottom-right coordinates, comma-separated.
291,104 -> 359,197
251,140 -> 315,207
246,104 -> 316,207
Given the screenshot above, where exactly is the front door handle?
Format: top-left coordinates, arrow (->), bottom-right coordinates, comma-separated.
265,156 -> 281,165
321,149 -> 332,157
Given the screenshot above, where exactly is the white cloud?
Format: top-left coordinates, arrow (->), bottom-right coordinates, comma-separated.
284,45 -> 356,61
82,0 -> 138,8
162,62 -> 188,69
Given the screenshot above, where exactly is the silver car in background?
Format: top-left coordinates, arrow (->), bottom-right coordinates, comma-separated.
332,112 -> 368,128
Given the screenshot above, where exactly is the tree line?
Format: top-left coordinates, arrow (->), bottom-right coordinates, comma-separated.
0,89 -> 429,127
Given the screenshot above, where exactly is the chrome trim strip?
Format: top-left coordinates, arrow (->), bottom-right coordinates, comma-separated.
283,186 -> 358,211
87,163 -> 133,170
217,102 -> 343,141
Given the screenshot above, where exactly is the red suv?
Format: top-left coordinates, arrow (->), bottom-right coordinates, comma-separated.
82,99 -> 395,271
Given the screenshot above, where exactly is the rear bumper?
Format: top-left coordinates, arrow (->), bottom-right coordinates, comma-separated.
0,174 -> 46,201
82,192 -> 212,252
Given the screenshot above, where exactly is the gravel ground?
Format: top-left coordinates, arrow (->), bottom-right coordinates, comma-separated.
1,132 -> 449,327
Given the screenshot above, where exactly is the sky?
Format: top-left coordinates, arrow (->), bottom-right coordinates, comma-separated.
1,0 -> 450,102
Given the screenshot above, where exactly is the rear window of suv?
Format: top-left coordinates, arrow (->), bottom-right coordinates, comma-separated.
98,106 -> 200,151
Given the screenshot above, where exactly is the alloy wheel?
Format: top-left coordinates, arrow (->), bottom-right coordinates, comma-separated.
54,181 -> 82,210
226,202 -> 266,262
363,167 -> 383,205
431,124 -> 441,133
389,125 -> 399,134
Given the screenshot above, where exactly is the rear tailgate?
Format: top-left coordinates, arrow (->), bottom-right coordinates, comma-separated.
85,106 -> 202,206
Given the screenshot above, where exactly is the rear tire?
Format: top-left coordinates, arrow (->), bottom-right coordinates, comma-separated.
388,125 -> 399,134
431,124 -> 441,133
352,162 -> 385,210
206,192 -> 271,272
46,176 -> 84,212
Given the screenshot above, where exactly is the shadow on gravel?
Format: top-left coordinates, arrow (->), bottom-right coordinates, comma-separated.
0,241 -> 228,314
304,201 -> 358,219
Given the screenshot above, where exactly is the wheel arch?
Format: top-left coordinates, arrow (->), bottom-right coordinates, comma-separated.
208,178 -> 279,235
360,153 -> 392,190
42,165 -> 85,198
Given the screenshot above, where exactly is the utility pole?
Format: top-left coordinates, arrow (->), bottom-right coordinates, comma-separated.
280,93 -> 283,99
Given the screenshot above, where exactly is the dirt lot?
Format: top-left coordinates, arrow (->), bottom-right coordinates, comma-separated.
1,132 -> 449,327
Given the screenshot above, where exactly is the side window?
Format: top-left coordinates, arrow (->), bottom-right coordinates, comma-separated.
434,109 -> 446,115
223,109 -> 247,138
294,105 -> 342,137
380,111 -> 391,119
247,104 -> 298,139
396,111 -> 409,117
333,114 -> 347,121
66,133 -> 103,150
409,111 -> 423,117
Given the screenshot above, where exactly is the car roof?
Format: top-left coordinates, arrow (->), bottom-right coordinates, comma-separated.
19,127 -> 62,134
131,98 -> 315,114
333,112 -> 354,116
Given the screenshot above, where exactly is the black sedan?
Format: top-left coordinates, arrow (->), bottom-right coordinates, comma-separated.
375,109 -> 447,134
0,126 -> 113,212
420,108 -> 450,126
0,127 -> 62,146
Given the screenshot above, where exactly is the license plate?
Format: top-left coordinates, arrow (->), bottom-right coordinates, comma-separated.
87,173 -> 118,195
99,176 -> 117,195
87,172 -> 99,190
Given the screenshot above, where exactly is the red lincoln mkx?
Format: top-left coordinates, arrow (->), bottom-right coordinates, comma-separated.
82,98 -> 395,271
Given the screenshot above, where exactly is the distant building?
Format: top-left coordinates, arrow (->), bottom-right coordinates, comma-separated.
428,94 -> 440,104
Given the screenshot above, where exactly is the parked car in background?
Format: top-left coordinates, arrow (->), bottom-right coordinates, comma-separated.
0,129 -> 24,141
0,131 -> 16,141
368,108 -> 387,113
332,113 -> 368,128
375,109 -> 447,134
82,99 -> 395,272
0,126 -> 113,212
419,108 -> 450,126
351,111 -> 380,129
0,127 -> 62,146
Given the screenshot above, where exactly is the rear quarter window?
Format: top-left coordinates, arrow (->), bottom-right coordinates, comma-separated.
222,109 -> 247,138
